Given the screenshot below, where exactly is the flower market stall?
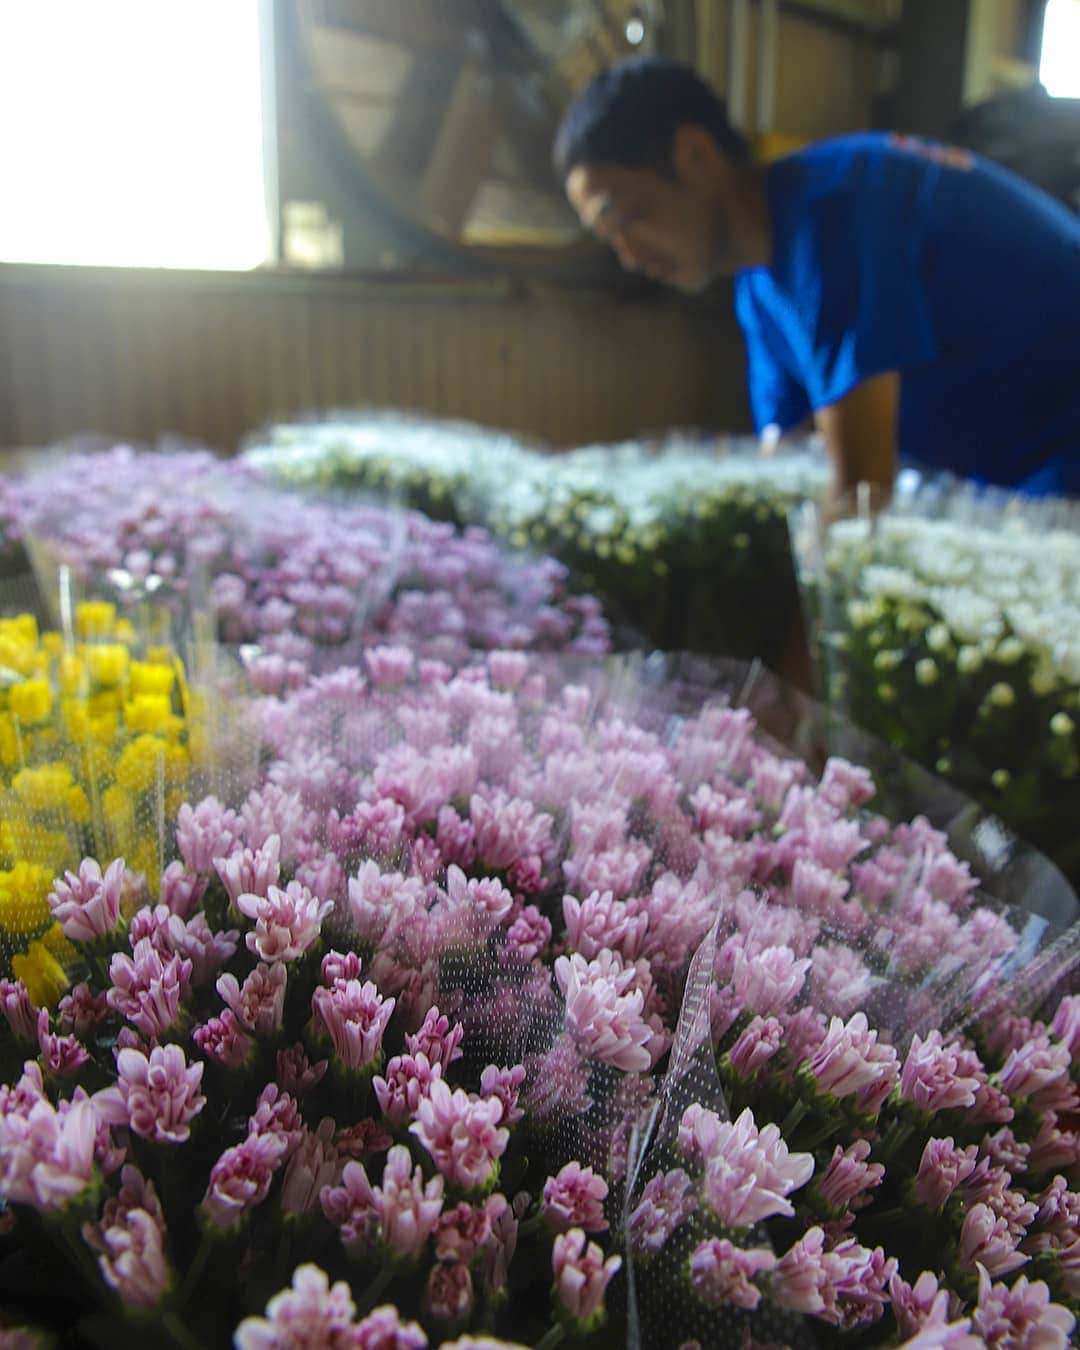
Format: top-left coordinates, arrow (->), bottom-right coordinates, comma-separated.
0,442 -> 1077,1348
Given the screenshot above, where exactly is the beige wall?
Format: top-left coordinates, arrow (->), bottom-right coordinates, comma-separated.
0,265 -> 752,454
695,0 -> 886,142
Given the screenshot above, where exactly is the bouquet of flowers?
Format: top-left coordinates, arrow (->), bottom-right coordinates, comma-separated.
0,596 -> 247,1010
791,487 -> 1080,887
243,417 -> 828,662
242,413 -> 531,532
8,445 -> 610,684
1,642 -> 1076,1347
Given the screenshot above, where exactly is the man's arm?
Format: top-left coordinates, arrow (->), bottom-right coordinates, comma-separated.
813,370 -> 900,508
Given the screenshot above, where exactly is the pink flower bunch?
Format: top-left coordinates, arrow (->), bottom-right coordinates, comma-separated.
115,1042 -> 205,1143
238,881 -> 334,963
107,938 -> 191,1040
410,1081 -> 509,1193
312,977 -> 395,1074
551,1228 -> 621,1326
554,950 -> 657,1073
678,1104 -> 814,1228
48,857 -> 129,944
235,1264 -> 428,1349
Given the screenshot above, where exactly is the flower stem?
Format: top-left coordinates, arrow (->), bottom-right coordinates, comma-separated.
535,1326 -> 566,1350
163,1311 -> 205,1350
178,1229 -> 215,1308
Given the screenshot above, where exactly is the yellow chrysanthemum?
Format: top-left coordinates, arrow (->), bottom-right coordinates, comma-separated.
130,839 -> 160,897
66,785 -> 91,825
41,920 -> 78,969
162,742 -> 189,787
0,862 -> 54,938
9,679 -> 52,724
114,734 -> 168,794
85,645 -> 129,689
75,601 -> 116,639
101,783 -> 136,855
57,652 -> 86,696
12,762 -> 74,811
123,695 -> 176,736
60,698 -> 91,743
13,939 -> 70,1007
0,819 -> 71,874
130,661 -> 175,698
0,713 -> 23,767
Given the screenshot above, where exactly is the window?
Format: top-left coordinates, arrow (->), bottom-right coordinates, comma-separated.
0,1 -> 273,269
1041,0 -> 1080,96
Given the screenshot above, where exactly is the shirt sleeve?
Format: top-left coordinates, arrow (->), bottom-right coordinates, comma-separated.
735,276 -> 812,435
786,152 -> 939,410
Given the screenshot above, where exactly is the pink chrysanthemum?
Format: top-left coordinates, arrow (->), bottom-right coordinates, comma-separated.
808,1012 -> 899,1115
555,950 -> 656,1073
233,1263 -> 362,1349
48,857 -> 128,944
971,1267 -> 1075,1348
551,1228 -> 621,1325
690,1237 -> 775,1311
312,979 -> 395,1074
375,1145 -> 445,1259
410,1080 -> 509,1193
116,1043 -> 204,1144
542,1161 -> 609,1233
237,881 -> 334,963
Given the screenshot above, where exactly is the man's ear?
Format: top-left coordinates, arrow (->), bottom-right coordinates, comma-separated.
671,124 -> 727,185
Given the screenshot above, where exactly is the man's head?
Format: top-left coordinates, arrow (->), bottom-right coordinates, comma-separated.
555,58 -> 753,292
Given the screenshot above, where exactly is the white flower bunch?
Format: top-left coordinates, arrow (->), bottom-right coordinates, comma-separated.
808,511 -> 1080,884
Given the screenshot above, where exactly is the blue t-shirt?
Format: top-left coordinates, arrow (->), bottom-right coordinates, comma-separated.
735,133 -> 1080,493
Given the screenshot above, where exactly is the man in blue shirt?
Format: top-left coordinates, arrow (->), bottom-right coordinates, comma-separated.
556,58 -> 1080,499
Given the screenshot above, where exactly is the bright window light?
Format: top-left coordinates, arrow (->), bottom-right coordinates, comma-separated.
0,1 -> 271,269
1041,0 -> 1080,97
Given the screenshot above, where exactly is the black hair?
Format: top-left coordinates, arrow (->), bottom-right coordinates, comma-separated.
553,57 -> 751,181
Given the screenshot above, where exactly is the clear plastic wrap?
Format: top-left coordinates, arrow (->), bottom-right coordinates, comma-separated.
791,479 -> 1080,891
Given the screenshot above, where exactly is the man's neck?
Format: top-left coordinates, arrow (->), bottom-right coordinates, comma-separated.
723,164 -> 772,272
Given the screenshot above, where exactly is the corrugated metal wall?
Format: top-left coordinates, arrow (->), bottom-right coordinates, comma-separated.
0,266 -> 751,453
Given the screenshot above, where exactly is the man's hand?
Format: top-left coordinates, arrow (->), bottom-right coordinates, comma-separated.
814,371 -> 900,515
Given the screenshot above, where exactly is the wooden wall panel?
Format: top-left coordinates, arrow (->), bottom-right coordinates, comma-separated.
0,266 -> 751,453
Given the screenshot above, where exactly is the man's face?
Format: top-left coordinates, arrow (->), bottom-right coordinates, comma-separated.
566,160 -> 727,292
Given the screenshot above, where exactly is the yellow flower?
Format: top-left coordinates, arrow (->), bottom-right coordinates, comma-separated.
113,618 -> 137,645
41,921 -> 78,970
85,644 -> 129,688
101,784 -> 135,855
0,819 -> 71,873
0,862 -> 54,937
76,601 -> 116,639
12,762 -> 74,811
58,652 -> 86,696
0,713 -> 23,767
130,661 -> 175,698
114,734 -> 168,794
61,698 -> 91,743
9,679 -> 52,724
124,695 -> 178,736
130,839 -> 160,897
67,785 -> 91,825
12,939 -> 69,1007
